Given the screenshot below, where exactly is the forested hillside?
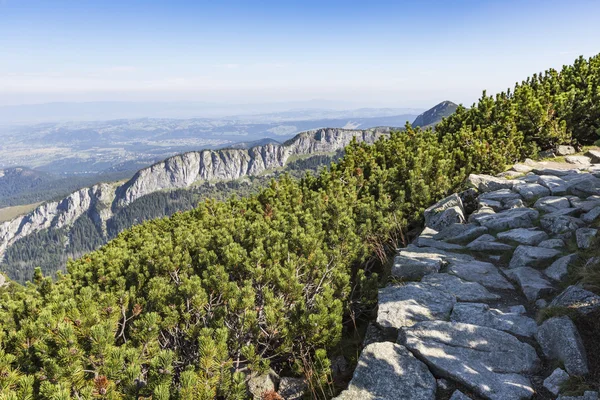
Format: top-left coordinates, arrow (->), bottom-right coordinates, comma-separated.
0,54 -> 598,400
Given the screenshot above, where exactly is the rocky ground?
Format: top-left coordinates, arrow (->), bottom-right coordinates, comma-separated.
335,151 -> 600,400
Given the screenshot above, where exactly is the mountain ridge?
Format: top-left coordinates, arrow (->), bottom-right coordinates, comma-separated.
0,127 -> 391,264
412,100 -> 458,128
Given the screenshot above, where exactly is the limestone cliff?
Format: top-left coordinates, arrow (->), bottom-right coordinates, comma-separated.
0,128 -> 388,259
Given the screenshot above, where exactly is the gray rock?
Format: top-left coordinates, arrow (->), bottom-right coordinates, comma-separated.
451,303 -> 537,337
363,322 -> 387,346
534,196 -> 572,212
400,321 -> 539,400
570,195 -> 600,212
582,206 -> 600,223
278,377 -> 307,400
536,316 -> 588,376
402,245 -> 475,263
538,175 -> 569,195
468,206 -> 496,224
448,260 -> 514,290
512,163 -> 534,173
586,149 -> 600,163
466,234 -> 515,252
467,174 -> 514,192
556,145 -> 577,156
248,370 -> 278,400
545,254 -> 578,281
510,305 -> 527,314
541,213 -> 586,234
377,283 -> 455,334
565,155 -> 592,166
459,188 -> 479,215
514,183 -> 551,201
476,207 -> 539,231
334,342 -> 436,400
498,170 -> 522,179
434,223 -> 488,244
479,198 -> 503,210
569,177 -> 600,197
479,189 -> 522,203
558,392 -> 599,400
508,245 -> 561,269
449,391 -> 470,400
550,285 -> 600,316
576,228 -> 597,249
519,174 -> 545,184
505,198 -> 527,209
415,237 -> 466,251
536,299 -> 548,309
533,168 -> 580,177
421,273 -> 500,302
543,368 -> 569,396
424,194 -> 466,231
538,238 -> 565,249
540,149 -> 556,158
506,267 -> 554,302
497,228 -> 549,245
392,250 -> 443,280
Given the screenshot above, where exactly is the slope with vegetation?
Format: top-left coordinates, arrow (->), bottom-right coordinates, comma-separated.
0,54 -> 598,399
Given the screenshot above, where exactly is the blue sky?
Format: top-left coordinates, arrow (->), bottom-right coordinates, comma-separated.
1,0 -> 599,108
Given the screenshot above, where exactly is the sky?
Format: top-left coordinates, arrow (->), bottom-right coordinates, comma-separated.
1,0 -> 599,109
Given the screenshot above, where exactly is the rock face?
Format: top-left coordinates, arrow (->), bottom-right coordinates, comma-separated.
334,342 -> 436,400
536,316 -> 589,376
0,128 -> 384,260
400,321 -> 539,400
450,303 -> 537,337
423,194 -> 465,231
376,283 -> 455,335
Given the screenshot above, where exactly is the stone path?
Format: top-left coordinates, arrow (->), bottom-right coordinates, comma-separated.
336,157 -> 600,400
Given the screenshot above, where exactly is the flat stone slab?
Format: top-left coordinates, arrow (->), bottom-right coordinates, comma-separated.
392,251 -> 443,280
514,182 -> 551,201
421,273 -> 500,302
497,228 -> 549,245
467,174 -> 514,192
506,267 -> 554,302
541,213 -> 585,235
582,205 -> 600,223
439,224 -> 489,244
400,321 -> 539,400
536,316 -> 589,376
549,285 -> 600,316
334,342 -> 436,400
377,283 -> 455,334
508,245 -> 561,269
451,303 -> 537,337
476,207 -> 539,231
570,195 -> 600,212
448,260 -> 514,290
576,227 -> 597,249
565,155 -> 592,166
478,189 -> 522,203
545,254 -> 578,281
543,368 -> 569,396
569,176 -> 600,197
466,234 -> 515,252
415,236 -> 465,251
538,238 -> 565,249
534,196 -> 572,212
538,175 -> 569,195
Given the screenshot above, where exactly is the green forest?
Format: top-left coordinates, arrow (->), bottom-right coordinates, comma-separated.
0,54 -> 599,399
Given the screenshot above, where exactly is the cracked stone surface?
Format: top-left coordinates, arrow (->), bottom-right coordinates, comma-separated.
421,273 -> 500,302
508,245 -> 561,269
534,196 -> 572,212
334,342 -> 436,400
377,283 -> 455,334
451,303 -> 537,337
400,321 -> 539,400
497,228 -> 549,245
536,316 -> 589,376
466,234 -> 515,252
447,260 -> 514,290
476,207 -> 539,231
506,267 -> 555,302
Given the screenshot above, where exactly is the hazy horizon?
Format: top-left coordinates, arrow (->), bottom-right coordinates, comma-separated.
2,0 -> 599,113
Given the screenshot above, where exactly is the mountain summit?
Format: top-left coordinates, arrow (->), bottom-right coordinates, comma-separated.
412,100 -> 458,128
